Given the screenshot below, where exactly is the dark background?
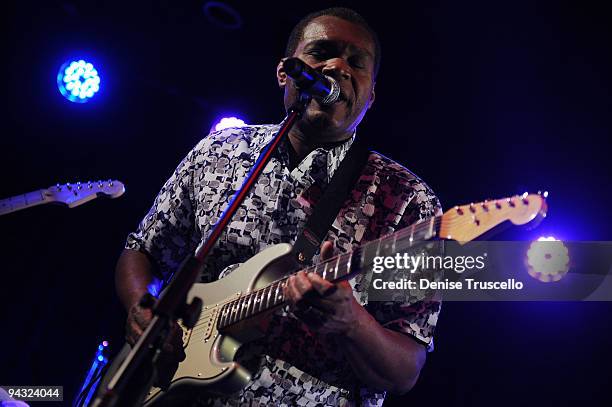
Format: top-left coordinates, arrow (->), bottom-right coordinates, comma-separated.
1,0 -> 611,405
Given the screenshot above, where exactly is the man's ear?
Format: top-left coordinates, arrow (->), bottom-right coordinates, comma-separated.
277,58 -> 288,89
367,82 -> 376,109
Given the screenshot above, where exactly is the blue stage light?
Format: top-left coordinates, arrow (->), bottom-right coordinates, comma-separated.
526,236 -> 570,282
57,59 -> 100,103
76,340 -> 110,407
537,236 -> 558,242
213,116 -> 246,131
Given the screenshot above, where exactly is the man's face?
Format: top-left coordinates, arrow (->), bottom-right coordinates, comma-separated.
278,16 -> 377,143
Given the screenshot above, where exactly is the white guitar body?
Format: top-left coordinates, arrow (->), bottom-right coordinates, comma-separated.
143,243 -> 297,406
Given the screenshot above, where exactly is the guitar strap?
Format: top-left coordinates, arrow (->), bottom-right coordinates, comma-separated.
292,137 -> 370,265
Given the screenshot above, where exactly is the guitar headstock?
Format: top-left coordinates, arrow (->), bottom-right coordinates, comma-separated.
439,193 -> 548,242
46,180 -> 125,207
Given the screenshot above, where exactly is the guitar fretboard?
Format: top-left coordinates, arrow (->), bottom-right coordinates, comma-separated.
0,190 -> 49,215
217,216 -> 443,330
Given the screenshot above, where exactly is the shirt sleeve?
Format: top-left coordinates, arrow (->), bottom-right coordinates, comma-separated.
125,145 -> 200,284
366,177 -> 444,351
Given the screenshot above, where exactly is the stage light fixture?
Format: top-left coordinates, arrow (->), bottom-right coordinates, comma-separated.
202,1 -> 243,30
213,116 -> 246,131
57,59 -> 100,103
526,236 -> 570,282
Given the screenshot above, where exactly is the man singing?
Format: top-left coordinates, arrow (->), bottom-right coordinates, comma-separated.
116,7 -> 442,406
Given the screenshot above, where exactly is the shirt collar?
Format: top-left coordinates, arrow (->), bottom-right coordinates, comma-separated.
292,131 -> 356,186
257,124 -> 357,185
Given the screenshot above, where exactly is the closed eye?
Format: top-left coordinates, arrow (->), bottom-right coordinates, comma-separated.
348,56 -> 365,69
307,49 -> 328,60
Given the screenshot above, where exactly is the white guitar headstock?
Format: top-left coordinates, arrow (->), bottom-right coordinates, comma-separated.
46,180 -> 125,207
440,192 -> 548,242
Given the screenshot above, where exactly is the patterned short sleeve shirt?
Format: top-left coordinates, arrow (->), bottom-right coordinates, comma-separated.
126,124 -> 443,406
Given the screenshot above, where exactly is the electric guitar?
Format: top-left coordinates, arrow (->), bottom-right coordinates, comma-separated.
143,193 -> 548,405
0,180 -> 125,216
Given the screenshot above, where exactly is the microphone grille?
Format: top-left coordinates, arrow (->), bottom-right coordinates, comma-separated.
321,76 -> 341,105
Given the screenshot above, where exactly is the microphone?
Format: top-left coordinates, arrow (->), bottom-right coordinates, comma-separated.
283,57 -> 341,105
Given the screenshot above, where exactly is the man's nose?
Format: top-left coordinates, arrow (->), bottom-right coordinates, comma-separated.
321,58 -> 351,81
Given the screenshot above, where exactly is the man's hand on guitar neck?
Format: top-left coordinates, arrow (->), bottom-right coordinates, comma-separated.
283,241 -> 361,336
283,241 -> 426,394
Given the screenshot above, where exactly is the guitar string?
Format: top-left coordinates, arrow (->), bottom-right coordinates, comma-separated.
188,198 -> 524,333
189,215 -> 454,333
189,207 -> 506,333
189,214 -> 478,335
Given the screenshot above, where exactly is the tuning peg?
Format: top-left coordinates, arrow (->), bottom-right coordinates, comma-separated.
88,181 -> 93,189
108,179 -> 114,187
472,215 -> 480,226
77,182 -> 82,190
537,190 -> 549,198
56,183 -> 62,191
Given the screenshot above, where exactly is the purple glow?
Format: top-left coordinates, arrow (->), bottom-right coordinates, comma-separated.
102,340 -> 109,347
214,116 -> 246,131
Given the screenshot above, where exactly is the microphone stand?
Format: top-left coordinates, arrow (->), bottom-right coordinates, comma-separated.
90,93 -> 312,407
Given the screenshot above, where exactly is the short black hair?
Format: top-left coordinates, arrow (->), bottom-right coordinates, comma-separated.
285,7 -> 381,78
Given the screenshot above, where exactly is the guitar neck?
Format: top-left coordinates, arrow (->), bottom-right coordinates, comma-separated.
1,180 -> 126,217
217,216 -> 443,330
0,189 -> 51,216
216,192 -> 547,329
